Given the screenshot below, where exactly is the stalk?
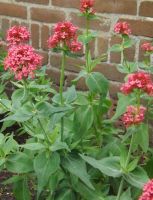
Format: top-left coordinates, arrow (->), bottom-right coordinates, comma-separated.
85,16 -> 90,72
59,50 -> 66,142
116,132 -> 134,200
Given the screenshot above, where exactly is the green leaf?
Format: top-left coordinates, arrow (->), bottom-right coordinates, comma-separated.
64,85 -> 77,104
34,152 -> 60,199
13,177 -> 31,200
86,72 -> 109,96
135,123 -> 149,153
111,93 -> 134,121
63,155 -> 94,190
81,154 -> 122,177
20,143 -> 45,151
73,105 -> 94,140
120,188 -> 132,200
0,158 -> 5,166
50,141 -> 70,152
3,175 -> 23,185
110,44 -> 123,52
73,181 -> 104,200
127,157 -> 139,172
124,166 -> 149,189
6,152 -> 33,173
78,32 -> 97,45
56,189 -> 74,200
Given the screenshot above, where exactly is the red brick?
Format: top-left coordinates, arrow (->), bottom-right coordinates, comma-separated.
70,12 -> 111,32
38,51 -> 49,65
16,0 -> 49,4
110,36 -> 122,63
109,81 -> 121,98
139,1 -> 153,18
110,35 -> 136,63
0,3 -> 27,19
50,54 -> 84,73
31,8 -> 66,23
31,24 -> 39,49
95,0 -> 137,15
47,68 -> 60,85
52,0 -> 79,9
41,25 -> 50,51
94,63 -> 124,82
97,37 -> 108,58
119,19 -> 153,38
1,18 -> 10,40
139,39 -> 152,62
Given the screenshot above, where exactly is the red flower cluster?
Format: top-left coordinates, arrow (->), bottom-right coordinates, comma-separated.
48,21 -> 82,52
141,42 -> 153,52
6,26 -> 30,46
122,105 -> 146,127
139,179 -> 153,200
4,44 -> 42,80
80,0 -> 95,14
121,72 -> 153,96
114,22 -> 131,35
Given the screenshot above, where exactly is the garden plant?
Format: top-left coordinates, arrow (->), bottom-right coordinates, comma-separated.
0,0 -> 153,199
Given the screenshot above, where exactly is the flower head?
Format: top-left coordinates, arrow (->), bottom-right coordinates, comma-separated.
6,26 -> 30,46
139,179 -> 153,200
141,42 -> 153,52
48,21 -> 82,52
121,72 -> 153,96
4,44 -> 42,80
122,105 -> 146,127
68,40 -> 82,52
114,22 -> 131,35
80,0 -> 95,14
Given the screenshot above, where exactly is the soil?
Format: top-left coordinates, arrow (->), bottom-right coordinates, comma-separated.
0,171 -> 14,200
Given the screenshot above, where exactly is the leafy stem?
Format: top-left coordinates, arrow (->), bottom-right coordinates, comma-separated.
116,132 -> 134,200
59,49 -> 66,142
85,16 -> 90,73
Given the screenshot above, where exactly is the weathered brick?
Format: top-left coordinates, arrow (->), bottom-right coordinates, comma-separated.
37,51 -> 49,65
0,3 -> 27,19
16,0 -> 49,5
1,18 -> 10,40
139,1 -> 153,18
50,54 -> 84,73
69,12 -> 111,32
95,0 -> 137,15
31,24 -> 39,49
31,8 -> 66,23
110,35 -> 136,63
109,81 -> 121,98
94,63 -> 124,82
52,0 -> 79,9
119,19 -> 153,38
97,37 -> 108,58
41,25 -> 50,51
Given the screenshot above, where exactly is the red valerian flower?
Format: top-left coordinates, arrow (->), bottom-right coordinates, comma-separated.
122,105 -> 146,127
4,44 -> 42,80
6,26 -> 30,46
80,0 -> 95,14
139,179 -> 153,200
141,42 -> 153,52
68,40 -> 82,52
114,22 -> 131,35
48,21 -> 82,52
121,72 -> 153,96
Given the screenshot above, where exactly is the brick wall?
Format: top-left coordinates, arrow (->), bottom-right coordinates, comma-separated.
0,0 -> 153,97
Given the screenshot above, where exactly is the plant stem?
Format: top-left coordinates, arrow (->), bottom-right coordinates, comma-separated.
38,118 -> 51,144
59,50 -> 66,142
116,132 -> 134,200
59,50 -> 66,105
116,178 -> 124,200
85,16 -> 90,72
